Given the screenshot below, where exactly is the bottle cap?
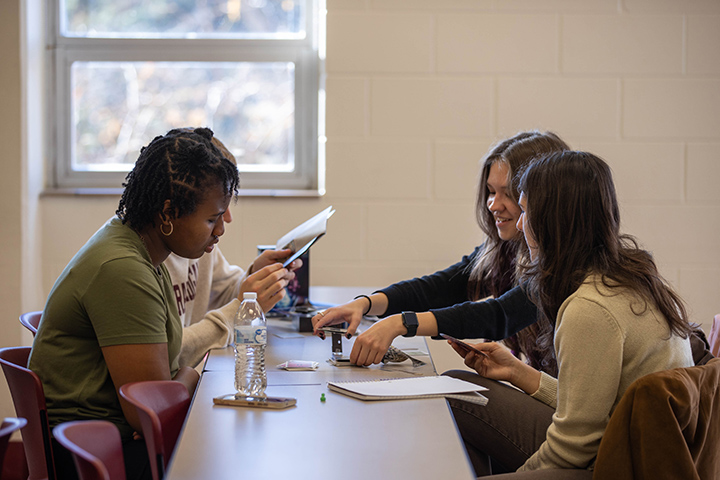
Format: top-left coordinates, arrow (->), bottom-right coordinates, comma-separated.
243,292 -> 258,300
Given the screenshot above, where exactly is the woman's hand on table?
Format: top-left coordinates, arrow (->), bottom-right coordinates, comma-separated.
348,315 -> 406,366
311,298 -> 367,337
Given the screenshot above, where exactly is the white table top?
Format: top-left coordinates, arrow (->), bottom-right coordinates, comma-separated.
166,375 -> 475,480
165,287 -> 476,480
203,317 -> 437,379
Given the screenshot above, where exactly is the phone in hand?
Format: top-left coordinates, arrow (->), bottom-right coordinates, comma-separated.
439,334 -> 489,358
213,394 -> 297,409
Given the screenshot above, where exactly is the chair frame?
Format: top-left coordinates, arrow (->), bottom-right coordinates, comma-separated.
53,420 -> 126,480
119,380 -> 191,480
1,417 -> 28,474
19,311 -> 42,336
0,346 -> 57,480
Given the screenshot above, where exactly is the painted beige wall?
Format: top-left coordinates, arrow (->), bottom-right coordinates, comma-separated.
2,0 -> 720,415
0,0 -> 24,418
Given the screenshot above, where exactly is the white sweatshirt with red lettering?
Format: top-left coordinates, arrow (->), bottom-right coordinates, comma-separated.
164,247 -> 246,368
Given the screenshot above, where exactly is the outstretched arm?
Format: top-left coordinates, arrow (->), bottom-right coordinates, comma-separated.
311,292 -> 391,336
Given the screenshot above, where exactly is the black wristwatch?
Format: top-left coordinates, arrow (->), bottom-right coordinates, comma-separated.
401,311 -> 419,338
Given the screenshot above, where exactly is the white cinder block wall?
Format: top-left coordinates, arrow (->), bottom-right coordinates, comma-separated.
313,0 -> 719,331
2,0 -> 720,415
36,0 -> 720,334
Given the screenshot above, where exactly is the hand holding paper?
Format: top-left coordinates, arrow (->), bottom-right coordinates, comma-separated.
276,206 -> 335,267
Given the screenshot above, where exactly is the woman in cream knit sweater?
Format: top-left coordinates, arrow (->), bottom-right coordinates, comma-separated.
446,151 -> 694,477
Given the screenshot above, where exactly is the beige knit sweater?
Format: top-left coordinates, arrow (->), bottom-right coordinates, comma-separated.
519,274 -> 693,471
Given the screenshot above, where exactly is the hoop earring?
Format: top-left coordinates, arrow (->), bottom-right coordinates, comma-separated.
161,222 -> 174,236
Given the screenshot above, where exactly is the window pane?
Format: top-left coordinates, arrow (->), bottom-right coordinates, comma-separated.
71,61 -> 295,172
62,0 -> 304,38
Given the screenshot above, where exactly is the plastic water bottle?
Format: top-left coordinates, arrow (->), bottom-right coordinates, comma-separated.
234,292 -> 267,397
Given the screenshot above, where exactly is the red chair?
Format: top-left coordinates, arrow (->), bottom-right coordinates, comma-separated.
1,417 -> 27,475
19,311 -> 42,336
119,381 -> 191,480
53,421 -> 126,480
0,347 -> 56,480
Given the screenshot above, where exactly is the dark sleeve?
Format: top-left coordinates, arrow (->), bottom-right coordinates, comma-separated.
378,246 -> 490,316
432,284 -> 538,340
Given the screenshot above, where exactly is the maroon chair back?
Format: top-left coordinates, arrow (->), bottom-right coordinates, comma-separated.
53,420 -> 126,480
0,417 -> 27,474
19,311 -> 42,336
0,346 -> 56,480
119,380 -> 191,480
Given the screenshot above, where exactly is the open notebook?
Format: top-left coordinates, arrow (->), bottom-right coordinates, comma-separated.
328,375 -> 488,405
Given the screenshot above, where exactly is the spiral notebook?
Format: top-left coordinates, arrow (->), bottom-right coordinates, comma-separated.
327,375 -> 488,405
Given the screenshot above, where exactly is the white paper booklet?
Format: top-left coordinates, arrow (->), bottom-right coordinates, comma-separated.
327,375 -> 488,405
275,206 -> 335,267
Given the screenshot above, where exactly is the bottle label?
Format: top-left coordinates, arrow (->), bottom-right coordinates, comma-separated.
235,325 -> 267,345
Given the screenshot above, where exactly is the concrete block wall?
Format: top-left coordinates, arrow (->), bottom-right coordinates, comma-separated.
32,0 -> 720,336
306,0 -> 720,331
3,0 -> 720,420
5,0 -> 719,431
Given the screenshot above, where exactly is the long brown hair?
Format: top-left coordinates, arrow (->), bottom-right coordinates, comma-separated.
518,151 -> 692,350
468,131 -> 570,375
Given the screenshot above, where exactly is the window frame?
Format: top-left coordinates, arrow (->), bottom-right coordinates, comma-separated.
48,1 -> 324,195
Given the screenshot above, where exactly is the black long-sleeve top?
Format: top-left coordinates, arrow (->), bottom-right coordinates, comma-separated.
377,245 -> 538,340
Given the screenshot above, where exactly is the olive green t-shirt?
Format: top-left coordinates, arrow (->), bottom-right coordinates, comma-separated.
29,217 -> 182,440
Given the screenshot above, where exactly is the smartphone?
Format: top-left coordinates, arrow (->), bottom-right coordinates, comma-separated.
213,394 -> 297,409
439,334 -> 489,358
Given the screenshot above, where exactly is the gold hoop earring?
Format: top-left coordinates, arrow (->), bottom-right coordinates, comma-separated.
161,222 -> 174,236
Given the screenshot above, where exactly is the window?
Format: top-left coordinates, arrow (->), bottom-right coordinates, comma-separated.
51,0 -> 324,193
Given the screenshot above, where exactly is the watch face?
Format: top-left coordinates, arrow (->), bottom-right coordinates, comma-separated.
404,313 -> 418,326
402,311 -> 418,337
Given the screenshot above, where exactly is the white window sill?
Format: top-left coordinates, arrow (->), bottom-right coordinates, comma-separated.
41,188 -> 325,198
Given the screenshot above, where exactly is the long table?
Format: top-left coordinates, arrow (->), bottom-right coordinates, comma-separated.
165,287 -> 476,480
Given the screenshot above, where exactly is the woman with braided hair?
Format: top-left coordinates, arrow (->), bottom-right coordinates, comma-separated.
29,127 -> 239,480
166,133 -> 301,369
